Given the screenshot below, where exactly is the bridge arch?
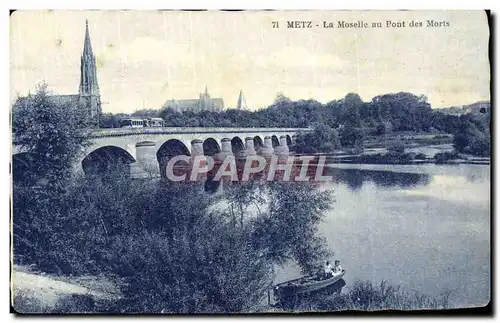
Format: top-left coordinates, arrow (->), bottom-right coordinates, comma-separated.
156,139 -> 191,178
253,136 -> 264,150
271,135 -> 280,148
82,146 -> 136,176
203,138 -> 221,156
231,137 -> 245,155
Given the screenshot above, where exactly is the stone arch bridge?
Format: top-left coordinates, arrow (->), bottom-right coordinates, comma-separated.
14,127 -> 311,178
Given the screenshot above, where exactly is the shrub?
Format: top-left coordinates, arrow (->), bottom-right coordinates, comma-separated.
13,175 -> 334,313
288,280 -> 450,312
434,151 -> 460,164
387,142 -> 406,154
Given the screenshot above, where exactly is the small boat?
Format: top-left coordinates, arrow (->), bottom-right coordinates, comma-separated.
272,270 -> 345,301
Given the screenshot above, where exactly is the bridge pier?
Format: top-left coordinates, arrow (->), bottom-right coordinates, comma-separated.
130,141 -> 160,178
214,138 -> 234,161
259,136 -> 275,156
191,139 -> 204,157
274,135 -> 290,156
244,137 -> 257,156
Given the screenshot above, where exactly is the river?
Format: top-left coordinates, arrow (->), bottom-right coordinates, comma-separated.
276,163 -> 490,308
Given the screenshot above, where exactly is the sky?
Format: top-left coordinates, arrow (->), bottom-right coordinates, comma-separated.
10,10 -> 490,113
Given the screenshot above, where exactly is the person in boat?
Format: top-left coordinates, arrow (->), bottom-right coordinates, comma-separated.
333,260 -> 343,274
324,260 -> 334,278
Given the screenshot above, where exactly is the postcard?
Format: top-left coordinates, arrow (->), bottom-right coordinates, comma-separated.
10,10 -> 490,314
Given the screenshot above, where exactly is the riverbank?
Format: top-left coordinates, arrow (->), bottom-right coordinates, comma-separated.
328,154 -> 490,165
11,265 -> 121,313
263,280 -> 450,312
12,264 -> 450,313
313,144 -> 490,166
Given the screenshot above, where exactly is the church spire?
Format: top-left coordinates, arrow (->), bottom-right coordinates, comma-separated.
79,20 -> 101,123
236,90 -> 248,110
83,19 -> 93,57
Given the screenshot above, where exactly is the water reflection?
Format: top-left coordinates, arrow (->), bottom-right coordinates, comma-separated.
326,168 -> 431,191
202,161 -> 433,194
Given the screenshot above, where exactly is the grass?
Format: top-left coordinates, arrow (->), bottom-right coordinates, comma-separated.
12,265 -> 450,313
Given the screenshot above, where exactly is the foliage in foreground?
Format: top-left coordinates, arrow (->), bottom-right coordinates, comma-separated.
12,84 -> 91,189
281,280 -> 450,312
13,279 -> 450,313
13,172 -> 333,313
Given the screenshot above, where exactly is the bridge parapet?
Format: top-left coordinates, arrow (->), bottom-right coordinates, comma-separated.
89,127 -> 312,138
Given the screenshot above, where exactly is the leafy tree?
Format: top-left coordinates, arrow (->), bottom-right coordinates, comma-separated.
295,124 -> 341,154
131,109 -> 160,118
375,123 -> 386,135
370,92 -> 432,132
100,112 -> 129,128
339,126 -> 364,149
12,84 -> 92,189
14,174 -> 335,312
341,93 -> 363,127
453,115 -> 490,157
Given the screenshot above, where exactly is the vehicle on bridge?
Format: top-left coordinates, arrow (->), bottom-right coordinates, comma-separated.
119,118 -> 146,128
120,117 -> 165,128
146,117 -> 164,127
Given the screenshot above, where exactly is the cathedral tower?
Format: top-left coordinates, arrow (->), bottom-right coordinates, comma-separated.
79,20 -> 101,122
236,90 -> 248,110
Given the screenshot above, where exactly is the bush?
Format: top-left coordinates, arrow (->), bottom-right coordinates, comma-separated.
12,84 -> 91,189
288,280 -> 450,312
375,123 -> 386,135
339,127 -> 364,149
387,142 -> 406,154
434,151 -> 460,164
295,124 -> 341,154
13,174 -> 334,313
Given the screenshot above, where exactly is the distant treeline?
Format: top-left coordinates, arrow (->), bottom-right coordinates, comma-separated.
101,92 -> 490,157
102,92 -> 453,132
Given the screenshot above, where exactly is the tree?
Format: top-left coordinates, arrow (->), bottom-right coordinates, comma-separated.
341,93 -> 363,127
273,92 -> 292,106
131,109 -> 160,118
453,116 -> 490,157
100,112 -> 129,128
12,84 -> 92,189
295,124 -> 341,154
339,126 -> 364,149
14,174 -> 335,312
370,92 -> 432,132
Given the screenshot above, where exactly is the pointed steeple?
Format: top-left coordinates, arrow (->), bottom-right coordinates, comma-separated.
205,85 -> 208,96
79,20 -> 101,123
83,19 -> 93,57
236,90 -> 248,110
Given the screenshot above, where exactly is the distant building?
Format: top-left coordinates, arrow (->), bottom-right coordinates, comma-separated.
14,20 -> 102,126
236,90 -> 248,110
439,101 -> 490,116
78,20 -> 102,120
163,86 -> 224,113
